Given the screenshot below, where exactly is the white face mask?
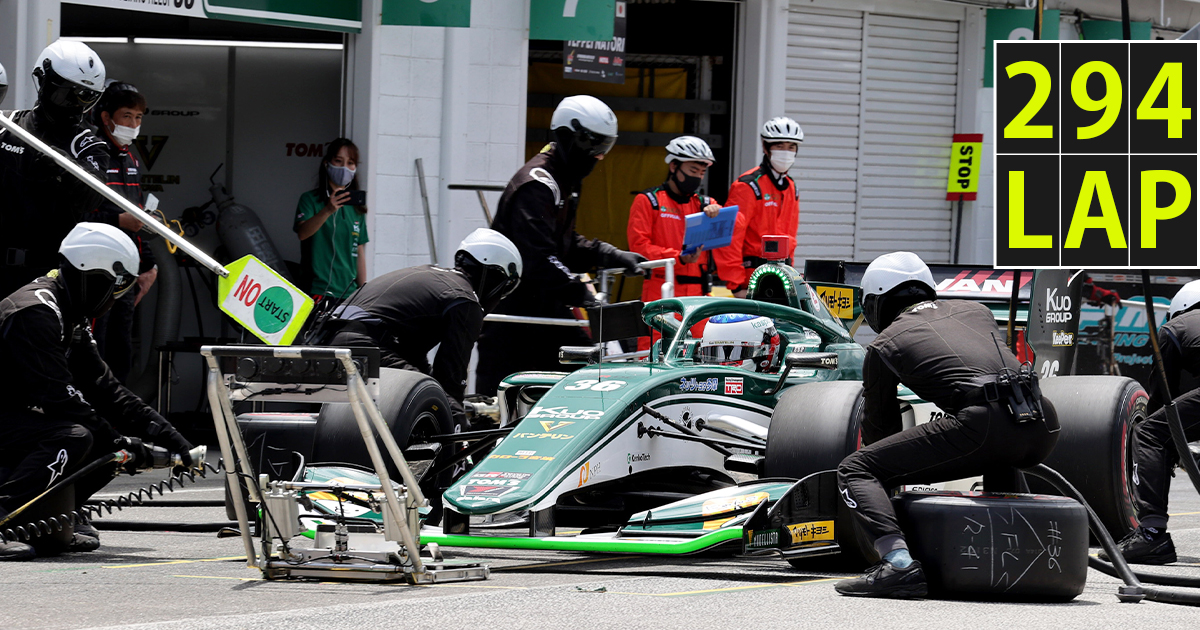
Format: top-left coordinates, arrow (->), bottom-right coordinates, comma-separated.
769,150 -> 796,174
110,123 -> 139,147
326,163 -> 356,187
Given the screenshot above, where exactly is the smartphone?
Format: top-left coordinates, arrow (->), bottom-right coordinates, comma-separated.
344,190 -> 367,206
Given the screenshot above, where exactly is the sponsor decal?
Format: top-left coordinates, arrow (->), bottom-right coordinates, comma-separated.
746,529 -> 780,548
1045,288 -> 1073,323
787,520 -> 835,545
490,453 -> 554,461
468,471 -> 531,480
147,109 -> 200,117
0,141 -> 25,155
840,487 -> 858,509
516,450 -> 536,456
815,285 -> 854,319
725,376 -> 743,396
564,379 -> 626,391
286,142 -> 331,157
628,453 -> 650,464
1052,330 -> 1074,347
46,449 -> 69,486
539,420 -> 574,432
912,301 -> 938,313
510,431 -> 574,440
599,56 -> 610,64
527,406 -> 603,420
679,377 -> 719,392
132,135 -> 168,170
460,484 -> 518,498
578,460 -> 601,487
703,491 -> 769,530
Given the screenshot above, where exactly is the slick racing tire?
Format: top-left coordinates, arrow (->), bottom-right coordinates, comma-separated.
1035,375 -> 1146,539
764,381 -> 874,567
314,368 -> 457,524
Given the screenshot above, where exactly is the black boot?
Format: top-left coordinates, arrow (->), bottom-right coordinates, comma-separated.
835,560 -> 928,599
0,540 -> 36,561
1098,526 -> 1176,565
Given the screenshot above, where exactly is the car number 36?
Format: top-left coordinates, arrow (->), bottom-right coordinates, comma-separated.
564,379 -> 627,392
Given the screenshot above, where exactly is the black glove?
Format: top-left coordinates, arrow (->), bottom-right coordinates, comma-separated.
608,250 -> 647,277
162,431 -> 195,469
115,436 -> 153,475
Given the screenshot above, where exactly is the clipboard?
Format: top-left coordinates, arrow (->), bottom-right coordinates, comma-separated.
681,205 -> 738,256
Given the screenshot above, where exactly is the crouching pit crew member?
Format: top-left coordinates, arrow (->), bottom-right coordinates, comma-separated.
0,224 -> 194,561
325,228 -> 522,431
1101,280 -> 1200,565
834,251 -> 1059,598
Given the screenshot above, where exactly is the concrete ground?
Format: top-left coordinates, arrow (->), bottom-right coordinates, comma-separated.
3,470 -> 1200,630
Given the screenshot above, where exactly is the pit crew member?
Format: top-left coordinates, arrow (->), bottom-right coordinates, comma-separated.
1100,280 -> 1200,565
0,40 -> 110,296
0,224 -> 194,561
327,229 -> 522,429
711,117 -> 802,297
835,251 -> 1059,598
476,95 -> 645,395
627,136 -> 721,350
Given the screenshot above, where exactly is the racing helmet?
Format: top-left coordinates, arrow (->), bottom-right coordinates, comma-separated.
664,136 -> 715,166
455,228 -> 523,313
0,62 -> 8,106
860,251 -> 937,333
1168,280 -> 1200,320
760,117 -> 804,146
698,314 -> 782,373
59,222 -> 138,318
32,40 -> 105,126
551,95 -> 618,178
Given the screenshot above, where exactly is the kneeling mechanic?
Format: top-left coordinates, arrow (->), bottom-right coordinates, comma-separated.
834,251 -> 1059,598
0,223 -> 194,560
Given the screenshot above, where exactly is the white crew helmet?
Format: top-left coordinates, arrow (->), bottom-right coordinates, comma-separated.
1169,280 -> 1200,319
0,62 -> 8,105
760,117 -> 804,144
860,251 -> 937,333
698,314 -> 782,373
59,222 -> 139,316
32,40 -> 105,124
664,136 -> 715,166
550,95 -> 618,156
455,228 -> 523,312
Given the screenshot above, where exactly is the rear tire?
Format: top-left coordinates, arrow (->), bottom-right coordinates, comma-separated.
764,381 -> 874,567
313,368 -> 457,523
1035,375 -> 1145,539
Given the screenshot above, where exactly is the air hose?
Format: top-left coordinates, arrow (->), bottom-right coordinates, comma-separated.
1024,464 -> 1200,605
0,453 -> 226,545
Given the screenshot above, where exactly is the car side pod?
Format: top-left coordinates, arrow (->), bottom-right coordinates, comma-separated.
893,491 -> 1088,601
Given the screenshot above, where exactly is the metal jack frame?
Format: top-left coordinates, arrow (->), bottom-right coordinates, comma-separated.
202,345 -> 488,584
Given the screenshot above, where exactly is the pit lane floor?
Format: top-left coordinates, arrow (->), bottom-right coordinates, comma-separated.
4,471 -> 1200,630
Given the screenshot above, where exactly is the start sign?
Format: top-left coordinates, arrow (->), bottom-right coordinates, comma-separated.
218,256 -> 314,345
946,134 -> 983,201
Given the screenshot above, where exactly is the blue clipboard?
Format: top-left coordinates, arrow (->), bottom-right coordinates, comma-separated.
681,205 -> 739,256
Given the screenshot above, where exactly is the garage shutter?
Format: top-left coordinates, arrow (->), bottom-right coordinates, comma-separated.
784,6 -> 864,261
856,14 -> 960,262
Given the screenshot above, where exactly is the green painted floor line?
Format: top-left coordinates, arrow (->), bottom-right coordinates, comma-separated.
420,528 -> 743,554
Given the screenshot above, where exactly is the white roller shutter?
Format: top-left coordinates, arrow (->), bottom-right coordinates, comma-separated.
784,6 -> 863,261
856,14 -> 960,262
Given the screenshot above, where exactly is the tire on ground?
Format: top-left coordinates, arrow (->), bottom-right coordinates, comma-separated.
1035,375 -> 1146,539
313,368 -> 457,523
764,381 -> 874,567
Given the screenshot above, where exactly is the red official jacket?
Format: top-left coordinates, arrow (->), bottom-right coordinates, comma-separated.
712,161 -> 799,291
626,185 -> 716,302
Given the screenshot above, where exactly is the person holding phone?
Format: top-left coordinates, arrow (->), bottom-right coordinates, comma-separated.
294,138 -> 369,305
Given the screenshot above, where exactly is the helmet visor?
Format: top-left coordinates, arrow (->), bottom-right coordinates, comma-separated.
698,343 -> 758,365
571,120 -> 617,157
42,76 -> 101,112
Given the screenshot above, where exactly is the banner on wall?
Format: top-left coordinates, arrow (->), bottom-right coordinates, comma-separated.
383,0 -> 471,28
62,0 -> 362,33
531,0 -> 615,41
983,8 -> 1061,88
563,1 -> 626,84
1080,20 -> 1153,40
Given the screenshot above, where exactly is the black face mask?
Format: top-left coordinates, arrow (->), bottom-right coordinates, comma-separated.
672,168 -> 703,197
553,128 -> 603,180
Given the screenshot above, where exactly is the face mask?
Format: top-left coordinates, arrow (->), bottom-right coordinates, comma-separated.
770,150 -> 796,174
673,168 -> 702,197
109,123 -> 139,147
326,163 -> 356,187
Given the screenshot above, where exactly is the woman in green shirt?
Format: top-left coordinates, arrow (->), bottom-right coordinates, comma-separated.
294,138 -> 370,303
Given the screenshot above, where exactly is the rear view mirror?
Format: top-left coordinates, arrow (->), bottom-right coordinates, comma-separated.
785,352 -> 839,370
559,345 -> 602,364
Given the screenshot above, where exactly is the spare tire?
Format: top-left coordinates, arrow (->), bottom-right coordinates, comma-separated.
1036,375 -> 1146,539
765,381 -> 873,566
314,368 -> 456,522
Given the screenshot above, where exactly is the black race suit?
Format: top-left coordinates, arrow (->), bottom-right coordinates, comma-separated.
0,273 -> 188,514
837,299 -> 1060,559
329,265 -> 483,427
1130,309 -> 1200,530
0,109 -> 109,296
88,138 -> 156,383
475,144 -> 627,395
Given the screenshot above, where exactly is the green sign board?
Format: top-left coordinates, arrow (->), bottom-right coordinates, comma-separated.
531,0 -> 615,41
1080,20 -> 1153,40
62,0 -> 362,33
984,8 -> 1060,88
383,0 -> 472,28
218,255 -> 314,346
